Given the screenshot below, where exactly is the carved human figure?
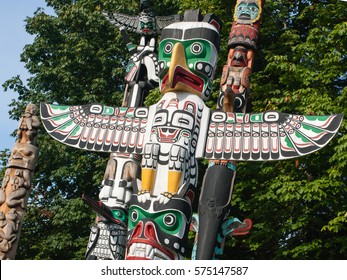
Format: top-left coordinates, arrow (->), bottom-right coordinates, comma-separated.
103,0 -> 180,107
139,94 -> 207,204
218,0 -> 264,113
0,209 -> 20,259
17,104 -> 41,145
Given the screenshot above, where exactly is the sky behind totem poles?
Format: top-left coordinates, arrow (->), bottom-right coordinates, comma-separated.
0,1 -> 54,151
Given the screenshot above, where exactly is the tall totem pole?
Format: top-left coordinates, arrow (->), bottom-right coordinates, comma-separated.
0,104 -> 40,259
195,0 -> 265,260
83,0 -> 181,260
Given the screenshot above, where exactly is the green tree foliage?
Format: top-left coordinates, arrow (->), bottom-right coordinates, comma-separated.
226,0 -> 347,259
1,0 -> 346,259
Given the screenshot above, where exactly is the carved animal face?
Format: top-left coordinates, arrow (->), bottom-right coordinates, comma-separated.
158,21 -> 220,100
151,99 -> 196,144
126,190 -> 193,260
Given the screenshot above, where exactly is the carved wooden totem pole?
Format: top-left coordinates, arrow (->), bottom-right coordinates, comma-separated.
83,0 -> 181,260
40,2 -> 343,260
195,0 -> 265,260
0,104 -> 40,259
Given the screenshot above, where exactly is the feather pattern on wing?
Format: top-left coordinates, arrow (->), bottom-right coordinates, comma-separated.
205,111 -> 343,161
102,12 -> 140,33
40,103 -> 149,154
155,14 -> 182,32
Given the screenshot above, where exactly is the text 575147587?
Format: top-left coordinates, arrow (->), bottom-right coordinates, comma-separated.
194,266 -> 248,276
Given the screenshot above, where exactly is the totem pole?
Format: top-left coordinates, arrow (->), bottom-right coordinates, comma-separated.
41,6 -> 342,261
84,0 -> 180,259
195,0 -> 265,260
0,104 -> 40,259
126,10 -> 221,259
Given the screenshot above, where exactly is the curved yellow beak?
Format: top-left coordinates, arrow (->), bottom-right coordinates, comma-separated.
161,42 -> 203,96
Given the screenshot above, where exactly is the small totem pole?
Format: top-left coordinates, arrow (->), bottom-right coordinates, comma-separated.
0,104 -> 40,259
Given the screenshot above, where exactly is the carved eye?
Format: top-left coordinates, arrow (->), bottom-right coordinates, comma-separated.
164,42 -> 173,54
172,112 -> 194,130
24,151 -> 33,157
251,7 -> 258,12
163,214 -> 176,227
131,210 -> 138,222
153,111 -> 167,126
191,43 -> 203,55
178,118 -> 189,125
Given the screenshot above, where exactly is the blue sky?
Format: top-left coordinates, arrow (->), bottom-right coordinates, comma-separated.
0,1 -> 54,151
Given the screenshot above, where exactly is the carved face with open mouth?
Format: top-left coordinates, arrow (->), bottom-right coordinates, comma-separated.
126,191 -> 193,260
151,107 -> 195,143
234,0 -> 262,23
158,21 -> 220,100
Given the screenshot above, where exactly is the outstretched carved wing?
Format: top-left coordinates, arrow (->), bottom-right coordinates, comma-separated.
41,103 -> 343,161
205,111 -> 343,161
155,14 -> 181,32
102,12 -> 140,33
103,12 -> 180,35
40,103 -> 150,154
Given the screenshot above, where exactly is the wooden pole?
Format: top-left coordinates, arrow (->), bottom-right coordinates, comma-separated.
0,104 -> 40,259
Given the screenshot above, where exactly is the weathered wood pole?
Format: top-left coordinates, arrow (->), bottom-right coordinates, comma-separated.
0,104 -> 40,259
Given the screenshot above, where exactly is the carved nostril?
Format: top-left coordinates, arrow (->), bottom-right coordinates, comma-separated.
144,222 -> 157,240
132,221 -> 144,238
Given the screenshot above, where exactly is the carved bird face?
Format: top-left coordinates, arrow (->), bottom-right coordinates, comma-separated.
158,21 -> 220,100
